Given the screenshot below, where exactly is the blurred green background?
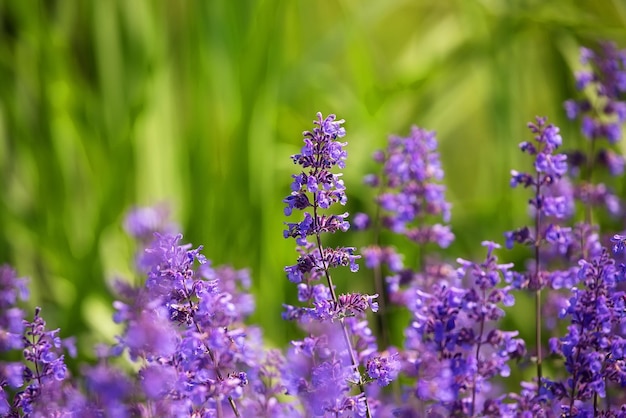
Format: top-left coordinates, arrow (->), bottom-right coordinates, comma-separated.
1,1 -> 625,356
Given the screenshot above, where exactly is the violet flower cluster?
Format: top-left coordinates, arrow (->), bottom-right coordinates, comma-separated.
547,247 -> 626,416
0,267 -> 81,417
504,116 -> 595,301
109,224 -> 300,417
396,241 -> 526,416
357,125 -> 454,249
0,265 -> 28,416
564,42 -> 626,146
1,212 -> 300,417
564,42 -> 626,217
349,125 -> 529,416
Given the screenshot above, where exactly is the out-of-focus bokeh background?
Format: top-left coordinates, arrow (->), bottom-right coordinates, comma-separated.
1,1 -> 625,356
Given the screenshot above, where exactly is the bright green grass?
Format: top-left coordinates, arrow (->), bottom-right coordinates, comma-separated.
0,0 -> 625,361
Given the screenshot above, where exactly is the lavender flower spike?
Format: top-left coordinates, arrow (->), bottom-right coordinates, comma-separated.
283,112 -> 379,417
565,42 -> 626,145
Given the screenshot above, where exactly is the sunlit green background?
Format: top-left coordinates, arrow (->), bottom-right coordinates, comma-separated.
1,1 -> 625,359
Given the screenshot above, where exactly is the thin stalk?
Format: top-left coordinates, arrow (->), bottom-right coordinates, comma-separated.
313,203 -> 372,418
535,287 -> 542,388
568,325 -> 584,414
371,167 -> 403,403
584,138 -> 596,226
534,173 -> 543,392
568,267 -> 602,415
604,372 -> 610,414
371,185 -> 389,348
471,292 -> 486,417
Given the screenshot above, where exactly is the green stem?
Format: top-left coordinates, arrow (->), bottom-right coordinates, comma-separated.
534,171 -> 543,393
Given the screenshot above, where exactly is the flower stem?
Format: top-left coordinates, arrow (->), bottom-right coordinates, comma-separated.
371,195 -> 390,348
534,173 -> 543,393
315,230 -> 372,418
471,292 -> 486,417
535,288 -> 542,388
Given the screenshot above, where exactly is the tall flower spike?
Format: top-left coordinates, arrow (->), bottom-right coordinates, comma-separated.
13,307 -> 76,416
505,116 -> 572,393
367,126 -> 453,246
356,125 -> 453,349
283,113 -> 379,417
505,117 -> 572,268
565,42 -> 626,145
564,43 -> 626,220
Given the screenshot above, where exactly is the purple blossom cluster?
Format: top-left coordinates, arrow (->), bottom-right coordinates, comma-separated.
0,268 -> 80,417
547,249 -> 626,415
504,117 -> 589,297
506,117 -> 570,256
1,216 -> 298,417
0,265 -> 28,415
564,42 -> 626,218
358,125 -> 454,248
2,42 -> 626,418
497,43 -> 626,417
565,42 -> 626,145
389,242 -> 526,416
282,112 -> 395,417
109,228 -> 296,417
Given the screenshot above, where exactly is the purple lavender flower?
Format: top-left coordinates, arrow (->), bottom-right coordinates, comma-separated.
366,126 -> 453,242
282,113 -> 381,417
82,359 -> 133,417
0,265 -> 28,351
365,351 -> 400,387
361,245 -> 404,272
505,117 -> 583,403
547,248 -> 626,415
565,42 -> 626,144
113,215 -> 282,417
505,117 -> 574,274
575,182 -> 621,217
352,212 -> 371,230
102,205 -> 311,417
0,266 -> 29,416
239,349 -> 301,417
282,113 -> 376,322
11,307 -> 78,415
0,269 -> 87,416
399,242 -> 525,415
503,381 -> 559,417
357,124 -> 455,361
564,43 -> 626,223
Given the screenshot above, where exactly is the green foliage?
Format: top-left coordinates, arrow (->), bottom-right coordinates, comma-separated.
0,0 -> 625,354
